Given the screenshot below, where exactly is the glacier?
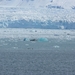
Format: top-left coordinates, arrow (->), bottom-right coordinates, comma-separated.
0,7 -> 75,29
0,1 -> 75,75
0,0 -> 75,29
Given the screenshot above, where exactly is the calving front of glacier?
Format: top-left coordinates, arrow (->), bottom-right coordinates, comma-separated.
0,7 -> 75,29
0,0 -> 75,29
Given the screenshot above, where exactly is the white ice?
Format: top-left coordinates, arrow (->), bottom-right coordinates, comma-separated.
0,28 -> 75,40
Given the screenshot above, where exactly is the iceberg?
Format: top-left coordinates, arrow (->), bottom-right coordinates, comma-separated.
23,38 -> 30,41
23,37 -> 48,42
38,38 -> 48,42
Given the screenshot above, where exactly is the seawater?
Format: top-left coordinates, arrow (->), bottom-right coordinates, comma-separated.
0,38 -> 75,75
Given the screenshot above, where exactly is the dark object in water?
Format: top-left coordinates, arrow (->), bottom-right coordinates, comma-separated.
54,34 -> 59,36
67,33 -> 70,35
23,38 -> 26,41
30,39 -> 37,41
23,38 -> 37,41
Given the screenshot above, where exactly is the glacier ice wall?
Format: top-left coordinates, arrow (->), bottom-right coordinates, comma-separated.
0,0 -> 75,29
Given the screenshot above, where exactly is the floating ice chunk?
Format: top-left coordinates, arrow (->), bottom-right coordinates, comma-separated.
25,44 -> 29,46
13,47 -> 18,49
23,38 -> 30,41
38,38 -> 48,42
54,45 -> 60,48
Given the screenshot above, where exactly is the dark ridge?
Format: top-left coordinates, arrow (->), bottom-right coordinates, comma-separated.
46,5 -> 64,9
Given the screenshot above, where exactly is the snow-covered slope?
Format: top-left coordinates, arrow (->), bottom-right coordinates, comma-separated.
0,0 -> 75,9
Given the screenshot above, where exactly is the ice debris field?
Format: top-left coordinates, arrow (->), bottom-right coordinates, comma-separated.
0,29 -> 75,52
0,28 -> 75,40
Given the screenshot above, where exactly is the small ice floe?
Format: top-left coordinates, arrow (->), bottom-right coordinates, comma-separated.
25,44 -> 29,46
23,38 -> 30,41
38,38 -> 48,42
53,45 -> 60,48
13,47 -> 18,49
30,39 -> 37,41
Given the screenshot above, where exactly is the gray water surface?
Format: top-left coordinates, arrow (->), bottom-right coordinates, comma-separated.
0,38 -> 75,75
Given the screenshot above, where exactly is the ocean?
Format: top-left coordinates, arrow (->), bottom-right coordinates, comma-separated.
0,29 -> 75,75
0,38 -> 75,75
